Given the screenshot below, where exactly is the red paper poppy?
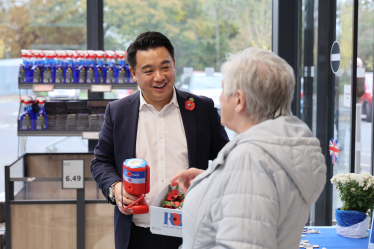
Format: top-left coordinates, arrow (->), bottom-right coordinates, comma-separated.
167,193 -> 179,201
172,182 -> 178,187
128,172 -> 132,177
185,100 -> 195,111
171,213 -> 181,226
174,201 -> 180,207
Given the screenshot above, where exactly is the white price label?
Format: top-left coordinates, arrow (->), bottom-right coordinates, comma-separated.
33,84 -> 54,92
90,85 -> 112,92
82,132 -> 99,140
62,160 -> 84,189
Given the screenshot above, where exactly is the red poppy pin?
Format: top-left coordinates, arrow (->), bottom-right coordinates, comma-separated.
185,97 -> 195,111
161,182 -> 185,209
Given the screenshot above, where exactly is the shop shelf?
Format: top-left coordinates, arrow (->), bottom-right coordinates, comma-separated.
19,82 -> 138,90
18,77 -> 138,91
17,130 -> 100,138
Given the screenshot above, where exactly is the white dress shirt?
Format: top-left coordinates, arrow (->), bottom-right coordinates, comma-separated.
133,87 -> 189,227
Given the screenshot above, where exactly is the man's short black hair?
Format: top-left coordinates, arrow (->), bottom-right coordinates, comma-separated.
127,31 -> 175,70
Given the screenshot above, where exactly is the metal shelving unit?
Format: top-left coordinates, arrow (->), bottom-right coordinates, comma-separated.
19,82 -> 138,90
17,130 -> 100,137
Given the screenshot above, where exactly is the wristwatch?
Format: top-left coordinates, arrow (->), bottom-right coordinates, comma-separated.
109,181 -> 120,204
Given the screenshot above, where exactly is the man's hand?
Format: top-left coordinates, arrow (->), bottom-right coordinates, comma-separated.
170,168 -> 205,194
114,182 -> 145,215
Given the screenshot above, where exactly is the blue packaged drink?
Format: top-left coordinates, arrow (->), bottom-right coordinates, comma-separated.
95,51 -> 106,83
35,97 -> 48,130
77,50 -> 86,83
20,96 -> 35,130
20,50 -> 32,83
115,50 -> 131,83
105,51 -> 116,83
43,51 -> 56,83
86,50 -> 96,83
31,50 -> 43,83
65,50 -> 75,83
55,50 -> 66,83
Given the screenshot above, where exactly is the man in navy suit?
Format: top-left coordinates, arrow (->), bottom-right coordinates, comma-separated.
91,31 -> 229,249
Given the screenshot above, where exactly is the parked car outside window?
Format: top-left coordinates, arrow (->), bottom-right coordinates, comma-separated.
179,72 -> 223,108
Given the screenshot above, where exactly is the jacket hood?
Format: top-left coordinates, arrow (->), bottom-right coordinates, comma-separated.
214,115 -> 326,204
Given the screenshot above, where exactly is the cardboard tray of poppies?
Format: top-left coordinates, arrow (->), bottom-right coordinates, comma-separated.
150,182 -> 184,237
161,182 -> 185,209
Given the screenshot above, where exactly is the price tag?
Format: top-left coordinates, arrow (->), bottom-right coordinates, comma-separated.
33,84 -> 54,92
62,160 -> 84,189
90,85 -> 112,92
82,132 -> 99,140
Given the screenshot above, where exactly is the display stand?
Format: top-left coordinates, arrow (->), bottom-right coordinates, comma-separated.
9,72 -> 137,248
5,153 -> 114,249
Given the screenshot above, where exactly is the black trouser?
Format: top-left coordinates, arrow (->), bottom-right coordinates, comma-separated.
128,222 -> 183,249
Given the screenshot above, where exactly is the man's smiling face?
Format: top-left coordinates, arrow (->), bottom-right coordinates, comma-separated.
130,46 -> 176,108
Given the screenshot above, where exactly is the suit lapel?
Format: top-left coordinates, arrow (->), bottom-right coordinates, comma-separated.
125,91 -> 140,158
176,88 -> 196,168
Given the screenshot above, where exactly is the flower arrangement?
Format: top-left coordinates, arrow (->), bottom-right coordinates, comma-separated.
331,173 -> 374,214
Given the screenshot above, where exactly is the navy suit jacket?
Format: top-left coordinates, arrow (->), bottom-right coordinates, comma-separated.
91,88 -> 229,248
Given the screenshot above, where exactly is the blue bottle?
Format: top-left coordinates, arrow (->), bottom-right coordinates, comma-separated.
55,50 -> 66,83
35,97 -> 48,130
20,50 -> 32,83
20,96 -> 35,130
65,50 -> 75,83
25,51 -> 34,82
31,50 -> 43,83
43,51 -> 56,83
94,51 -> 106,83
86,51 -> 96,83
105,51 -> 116,83
73,52 -> 80,83
115,50 -> 131,83
77,50 -> 86,83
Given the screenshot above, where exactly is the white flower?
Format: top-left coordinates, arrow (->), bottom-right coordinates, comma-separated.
361,173 -> 371,180
364,178 -> 372,191
338,176 -> 349,184
331,174 -> 345,184
351,188 -> 356,192
350,174 -> 358,181
357,175 -> 365,187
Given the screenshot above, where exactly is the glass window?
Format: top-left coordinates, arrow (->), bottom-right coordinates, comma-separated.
332,0 -> 354,222
0,1 -> 88,194
103,0 -> 272,140
357,1 -> 374,175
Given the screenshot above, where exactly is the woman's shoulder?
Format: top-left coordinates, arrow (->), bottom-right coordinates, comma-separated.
228,140 -> 264,158
223,142 -> 267,169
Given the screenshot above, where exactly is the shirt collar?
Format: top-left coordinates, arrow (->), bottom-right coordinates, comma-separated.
139,87 -> 179,111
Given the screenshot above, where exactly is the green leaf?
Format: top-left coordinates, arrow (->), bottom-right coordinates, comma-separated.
189,97 -> 194,102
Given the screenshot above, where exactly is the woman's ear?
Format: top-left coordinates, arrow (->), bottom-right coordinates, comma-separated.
235,90 -> 246,113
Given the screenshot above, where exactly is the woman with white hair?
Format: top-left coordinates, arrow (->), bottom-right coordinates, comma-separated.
171,48 -> 327,249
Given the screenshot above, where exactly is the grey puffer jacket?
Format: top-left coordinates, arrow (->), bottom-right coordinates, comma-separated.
180,115 -> 326,249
